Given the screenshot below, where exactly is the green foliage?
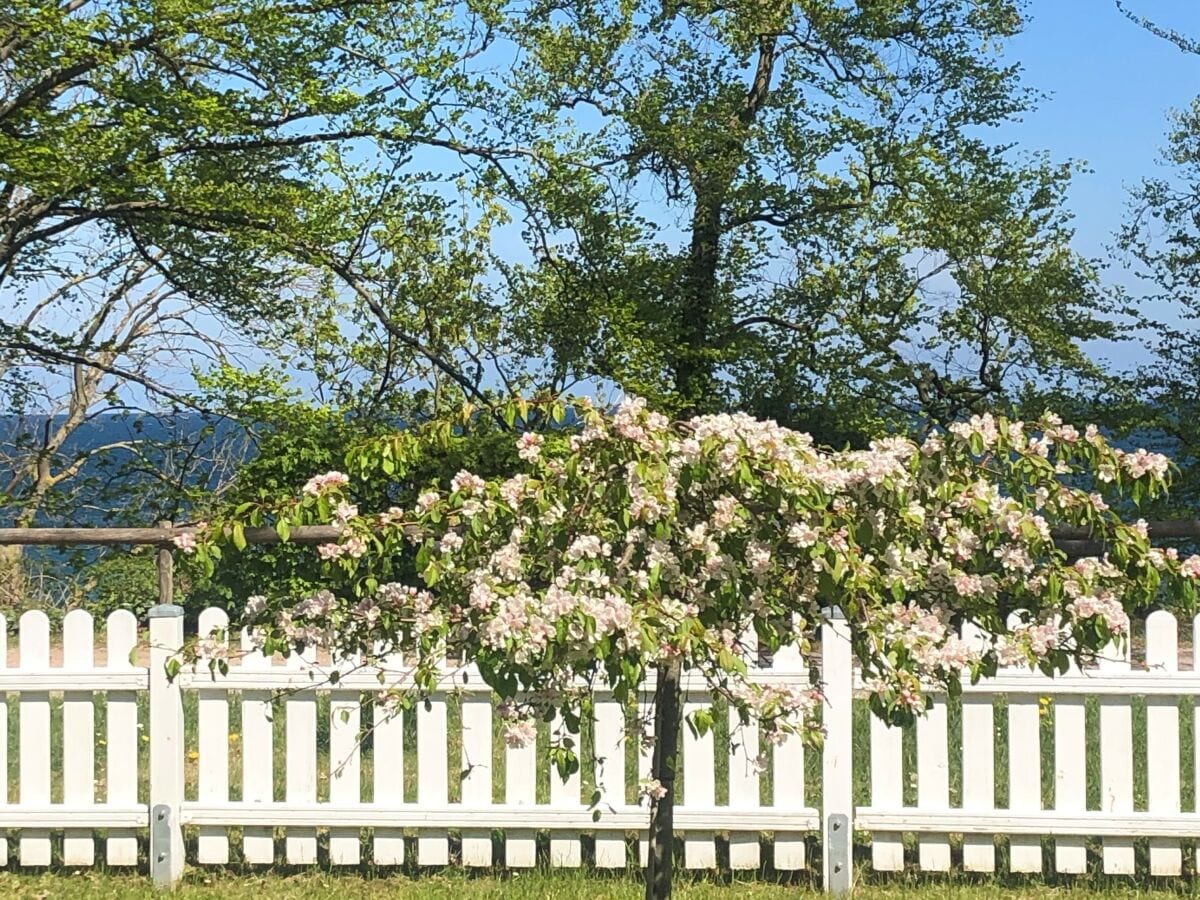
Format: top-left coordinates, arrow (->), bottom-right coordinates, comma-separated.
1108,9 -> 1200,514
79,551 -> 160,621
481,0 -> 1110,436
182,388 -> 527,612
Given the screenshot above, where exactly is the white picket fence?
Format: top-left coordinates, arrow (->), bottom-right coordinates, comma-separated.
2,603 -> 1200,888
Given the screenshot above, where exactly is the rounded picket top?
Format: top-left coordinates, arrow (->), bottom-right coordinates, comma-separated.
1145,609 -> 1179,672
960,619 -> 990,652
18,609 -> 50,667
106,609 -> 139,669
198,607 -> 229,641
62,608 -> 94,668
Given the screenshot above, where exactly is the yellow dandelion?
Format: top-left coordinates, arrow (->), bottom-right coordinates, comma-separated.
187,750 -> 199,760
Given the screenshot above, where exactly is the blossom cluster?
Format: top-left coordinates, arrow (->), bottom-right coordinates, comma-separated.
195,395 -> 1193,756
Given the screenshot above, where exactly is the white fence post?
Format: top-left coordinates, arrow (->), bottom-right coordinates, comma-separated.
821,607 -> 853,894
149,604 -> 185,889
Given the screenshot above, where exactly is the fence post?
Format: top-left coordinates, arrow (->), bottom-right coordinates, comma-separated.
821,607 -> 853,894
149,603 -> 185,889
157,521 -> 174,606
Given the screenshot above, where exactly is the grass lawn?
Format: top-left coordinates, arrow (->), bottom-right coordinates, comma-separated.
0,870 -> 1196,900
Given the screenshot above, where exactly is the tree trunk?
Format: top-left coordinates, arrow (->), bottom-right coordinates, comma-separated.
673,191 -> 725,412
645,655 -> 683,900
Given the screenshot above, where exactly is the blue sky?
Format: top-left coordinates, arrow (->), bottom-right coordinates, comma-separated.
1003,1 -> 1200,261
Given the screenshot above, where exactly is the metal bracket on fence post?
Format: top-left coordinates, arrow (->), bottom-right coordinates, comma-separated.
151,804 -> 175,888
826,813 -> 851,895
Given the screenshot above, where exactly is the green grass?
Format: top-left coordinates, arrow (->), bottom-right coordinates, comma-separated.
0,869 -> 1198,899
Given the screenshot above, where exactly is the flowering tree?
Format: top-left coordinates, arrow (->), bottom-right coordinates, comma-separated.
183,397 -> 1193,899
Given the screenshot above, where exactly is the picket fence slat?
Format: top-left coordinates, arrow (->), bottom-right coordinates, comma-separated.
636,696 -> 652,869
1146,610 -> 1181,876
1099,636 -> 1134,874
459,671 -> 492,867
682,689 -> 716,869
417,688 -> 449,866
961,622 -> 994,873
62,609 -> 95,866
239,628 -> 275,864
328,658 -> 361,866
1194,614 -> 1200,876
917,696 -> 950,871
106,610 -> 140,866
0,615 -> 9,868
505,714 -> 537,868
1053,644 -> 1087,875
771,641 -> 807,871
550,709 -> 582,867
592,692 -> 627,868
869,714 -> 903,871
285,649 -> 318,865
20,610 -> 52,866
197,608 -> 229,864
727,705 -> 760,870
372,652 -> 406,866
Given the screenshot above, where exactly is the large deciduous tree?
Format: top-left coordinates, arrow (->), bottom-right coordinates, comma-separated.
455,0 -> 1113,433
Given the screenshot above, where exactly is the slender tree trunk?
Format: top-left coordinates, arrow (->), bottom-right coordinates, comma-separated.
645,655 -> 683,900
672,34 -> 778,413
673,192 -> 724,411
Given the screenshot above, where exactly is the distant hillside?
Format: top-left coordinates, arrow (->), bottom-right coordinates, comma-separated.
0,412 -> 251,528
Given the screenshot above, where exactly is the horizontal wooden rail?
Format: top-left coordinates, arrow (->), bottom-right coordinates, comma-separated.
0,525 -> 342,546
0,806 -> 148,829
181,803 -> 819,832
0,670 -> 147,691
2,521 -> 1200,551
856,809 -> 1200,839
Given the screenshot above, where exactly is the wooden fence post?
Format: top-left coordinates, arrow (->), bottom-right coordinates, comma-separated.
149,603 -> 185,888
157,521 -> 174,606
821,607 -> 854,894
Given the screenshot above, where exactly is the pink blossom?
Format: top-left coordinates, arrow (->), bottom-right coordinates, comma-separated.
503,719 -> 537,749
639,778 -> 668,802
1122,448 -> 1170,480
787,522 -> 818,548
244,595 -> 267,620
517,432 -> 544,462
450,470 -> 486,496
303,471 -> 349,496
195,637 -> 228,663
